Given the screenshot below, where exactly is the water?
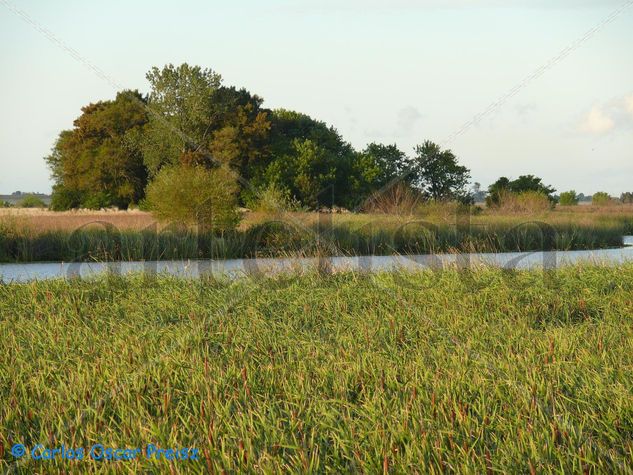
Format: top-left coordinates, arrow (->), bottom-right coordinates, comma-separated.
1,237 -> 632,283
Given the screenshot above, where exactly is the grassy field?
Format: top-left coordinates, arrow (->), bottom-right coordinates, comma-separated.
2,265 -> 633,472
1,206 -> 632,262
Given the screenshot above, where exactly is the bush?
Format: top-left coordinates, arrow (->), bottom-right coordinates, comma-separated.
363,183 -> 422,215
50,185 -> 82,211
592,192 -> 612,206
559,190 -> 579,206
17,195 -> 47,208
620,192 -> 633,204
82,192 -> 114,210
145,165 -> 241,232
246,183 -> 302,213
491,190 -> 552,213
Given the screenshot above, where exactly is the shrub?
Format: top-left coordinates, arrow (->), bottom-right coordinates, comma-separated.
50,185 -> 82,211
145,165 -> 241,232
592,192 -> 612,206
246,183 -> 302,213
491,190 -> 552,213
17,195 -> 47,208
82,192 -> 114,210
363,183 -> 422,215
559,190 -> 579,206
620,192 -> 633,204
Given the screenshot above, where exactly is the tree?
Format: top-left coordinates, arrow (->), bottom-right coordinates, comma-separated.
487,175 -> 556,207
620,192 -> 633,204
46,90 -> 149,210
559,190 -> 579,206
361,143 -> 410,188
142,63 -> 222,175
17,195 -> 47,208
142,64 -> 271,183
208,90 -> 271,178
248,110 -> 362,209
144,165 -> 240,232
410,141 -> 471,202
471,182 -> 486,203
592,192 -> 612,206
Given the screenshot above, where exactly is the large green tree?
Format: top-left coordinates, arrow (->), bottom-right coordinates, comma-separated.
361,143 -> 410,189
142,64 -> 270,182
249,110 -> 365,208
410,141 -> 471,202
46,90 -> 148,210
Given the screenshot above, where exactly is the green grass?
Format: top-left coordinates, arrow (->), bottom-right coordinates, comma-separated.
0,213 -> 630,262
2,265 -> 633,472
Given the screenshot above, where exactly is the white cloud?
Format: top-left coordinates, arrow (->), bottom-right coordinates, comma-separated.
579,106 -> 615,135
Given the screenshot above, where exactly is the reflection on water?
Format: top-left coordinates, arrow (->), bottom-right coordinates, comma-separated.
2,237 -> 632,283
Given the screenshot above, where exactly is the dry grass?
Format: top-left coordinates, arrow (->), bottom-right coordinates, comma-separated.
0,208 -> 158,233
2,204 -> 633,235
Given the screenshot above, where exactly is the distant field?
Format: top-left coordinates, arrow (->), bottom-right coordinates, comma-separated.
1,206 -> 632,262
2,265 -> 633,472
0,208 -> 157,232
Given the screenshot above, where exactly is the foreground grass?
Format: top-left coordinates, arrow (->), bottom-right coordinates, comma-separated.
1,207 -> 632,262
1,266 -> 633,473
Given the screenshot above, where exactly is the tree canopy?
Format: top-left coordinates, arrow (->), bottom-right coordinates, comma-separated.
46,63 -> 479,213
411,141 -> 471,202
486,175 -> 556,207
46,90 -> 148,210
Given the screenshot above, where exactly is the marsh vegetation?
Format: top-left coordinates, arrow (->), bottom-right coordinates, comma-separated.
2,265 -> 633,472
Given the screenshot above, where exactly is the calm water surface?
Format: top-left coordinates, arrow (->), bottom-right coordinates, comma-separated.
1,237 -> 632,283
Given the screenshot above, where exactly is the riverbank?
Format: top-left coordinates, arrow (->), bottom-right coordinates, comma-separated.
1,207 -> 632,263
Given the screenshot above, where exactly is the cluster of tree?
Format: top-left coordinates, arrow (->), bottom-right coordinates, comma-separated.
558,191 -> 633,206
485,175 -> 556,208
46,63 -> 472,219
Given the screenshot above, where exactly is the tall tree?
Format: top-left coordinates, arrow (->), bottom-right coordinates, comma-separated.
361,143 -> 410,188
249,109 -> 360,208
142,64 -> 271,182
46,90 -> 148,210
410,141 -> 471,202
142,63 -> 223,175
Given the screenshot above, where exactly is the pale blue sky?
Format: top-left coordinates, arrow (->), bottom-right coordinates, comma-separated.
1,0 -> 632,195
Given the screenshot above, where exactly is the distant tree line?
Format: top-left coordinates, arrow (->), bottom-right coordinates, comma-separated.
45,63 -> 472,216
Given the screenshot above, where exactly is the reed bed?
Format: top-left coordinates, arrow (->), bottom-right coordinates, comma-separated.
1,208 -> 631,262
1,265 -> 633,472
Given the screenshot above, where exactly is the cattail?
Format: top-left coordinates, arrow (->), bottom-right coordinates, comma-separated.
239,440 -> 247,464
528,460 -> 536,475
208,418 -> 214,446
485,450 -> 493,475
163,393 -> 170,413
203,447 -> 213,473
241,367 -> 251,398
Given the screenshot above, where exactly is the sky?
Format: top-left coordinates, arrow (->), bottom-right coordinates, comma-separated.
1,0 -> 632,196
